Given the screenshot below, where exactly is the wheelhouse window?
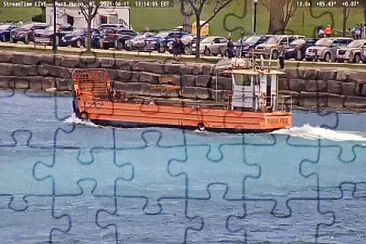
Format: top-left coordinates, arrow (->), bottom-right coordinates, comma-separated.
234,74 -> 252,86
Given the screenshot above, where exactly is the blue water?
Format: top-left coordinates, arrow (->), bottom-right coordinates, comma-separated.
1,90 -> 366,244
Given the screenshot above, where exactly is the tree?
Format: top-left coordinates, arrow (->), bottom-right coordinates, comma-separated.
342,4 -> 351,37
180,0 -> 233,58
180,1 -> 193,33
262,0 -> 297,34
78,0 -> 101,52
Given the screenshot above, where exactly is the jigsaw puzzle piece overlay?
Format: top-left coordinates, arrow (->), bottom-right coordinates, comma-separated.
115,130 -> 186,213
114,127 -> 186,149
169,136 -> 259,200
300,141 -> 366,198
55,124 -> 116,163
317,183 -> 366,244
0,195 -> 71,244
186,184 -> 246,243
33,148 -> 133,196
96,196 -> 203,244
243,134 -> 320,216
51,180 -> 116,244
0,130 -> 53,210
293,110 -> 340,129
229,198 -> 334,243
0,90 -> 72,147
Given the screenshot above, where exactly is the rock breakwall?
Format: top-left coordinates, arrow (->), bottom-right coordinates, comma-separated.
1,51 -> 366,111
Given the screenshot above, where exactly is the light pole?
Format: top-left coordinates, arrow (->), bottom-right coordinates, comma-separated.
52,0 -> 57,51
253,0 -> 258,35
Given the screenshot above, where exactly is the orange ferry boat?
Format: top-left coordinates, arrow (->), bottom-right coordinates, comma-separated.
71,59 -> 292,132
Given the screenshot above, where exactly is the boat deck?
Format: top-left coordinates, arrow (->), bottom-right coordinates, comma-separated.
109,95 -> 227,109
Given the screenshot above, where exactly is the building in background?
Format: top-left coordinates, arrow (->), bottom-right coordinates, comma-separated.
45,5 -> 130,29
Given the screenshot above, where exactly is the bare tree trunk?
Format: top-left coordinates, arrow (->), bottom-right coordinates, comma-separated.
195,16 -> 201,58
363,2 -> 366,24
342,6 -> 350,37
181,0 -> 193,33
268,2 -> 285,34
183,14 -> 192,33
79,0 -> 100,52
87,18 -> 92,52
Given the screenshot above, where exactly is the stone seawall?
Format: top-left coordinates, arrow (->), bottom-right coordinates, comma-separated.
1,51 -> 366,111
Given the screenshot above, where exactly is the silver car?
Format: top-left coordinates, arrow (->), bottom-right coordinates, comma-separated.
336,39 -> 366,63
255,35 -> 304,59
192,36 -> 228,56
124,32 -> 155,51
305,37 -> 353,62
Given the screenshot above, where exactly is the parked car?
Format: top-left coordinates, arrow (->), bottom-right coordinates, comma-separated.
336,39 -> 366,63
98,23 -> 131,31
98,27 -> 119,49
166,34 -> 197,55
143,31 -> 188,53
10,22 -> 49,44
361,48 -> 366,63
192,36 -> 228,56
305,37 -> 353,62
255,35 -> 305,59
0,23 -> 18,42
60,28 -> 100,48
235,35 -> 272,57
33,25 -> 74,46
284,37 -> 319,61
124,32 -> 156,51
114,29 -> 138,50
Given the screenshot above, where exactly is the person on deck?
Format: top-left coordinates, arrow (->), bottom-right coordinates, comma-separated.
226,37 -> 235,58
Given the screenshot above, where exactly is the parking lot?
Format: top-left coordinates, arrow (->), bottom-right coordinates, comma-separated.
1,22 -> 366,66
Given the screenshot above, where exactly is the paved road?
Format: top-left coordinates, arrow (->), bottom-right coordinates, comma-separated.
1,41 -> 366,68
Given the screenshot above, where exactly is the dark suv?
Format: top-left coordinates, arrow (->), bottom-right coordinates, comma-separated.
284,38 -> 319,61
114,29 -> 137,50
98,28 -> 119,49
143,31 -> 188,53
305,37 -> 353,62
236,35 -> 273,57
0,23 -> 18,42
10,22 -> 49,44
60,28 -> 100,48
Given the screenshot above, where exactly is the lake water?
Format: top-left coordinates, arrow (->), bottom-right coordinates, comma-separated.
1,89 -> 366,244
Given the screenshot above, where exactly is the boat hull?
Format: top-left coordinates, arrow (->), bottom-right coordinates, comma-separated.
73,99 -> 292,133
88,119 -> 283,133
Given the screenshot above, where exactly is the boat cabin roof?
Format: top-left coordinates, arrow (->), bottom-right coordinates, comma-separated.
224,68 -> 285,75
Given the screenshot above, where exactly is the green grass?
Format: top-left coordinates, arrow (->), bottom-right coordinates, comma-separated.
0,7 -> 41,23
0,1 -> 365,40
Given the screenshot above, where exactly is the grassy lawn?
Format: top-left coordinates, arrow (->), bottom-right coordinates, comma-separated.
0,7 -> 41,23
0,1 -> 365,40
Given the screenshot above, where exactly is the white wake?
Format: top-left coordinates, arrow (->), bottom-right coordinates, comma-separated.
64,113 -> 100,127
272,123 -> 366,142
